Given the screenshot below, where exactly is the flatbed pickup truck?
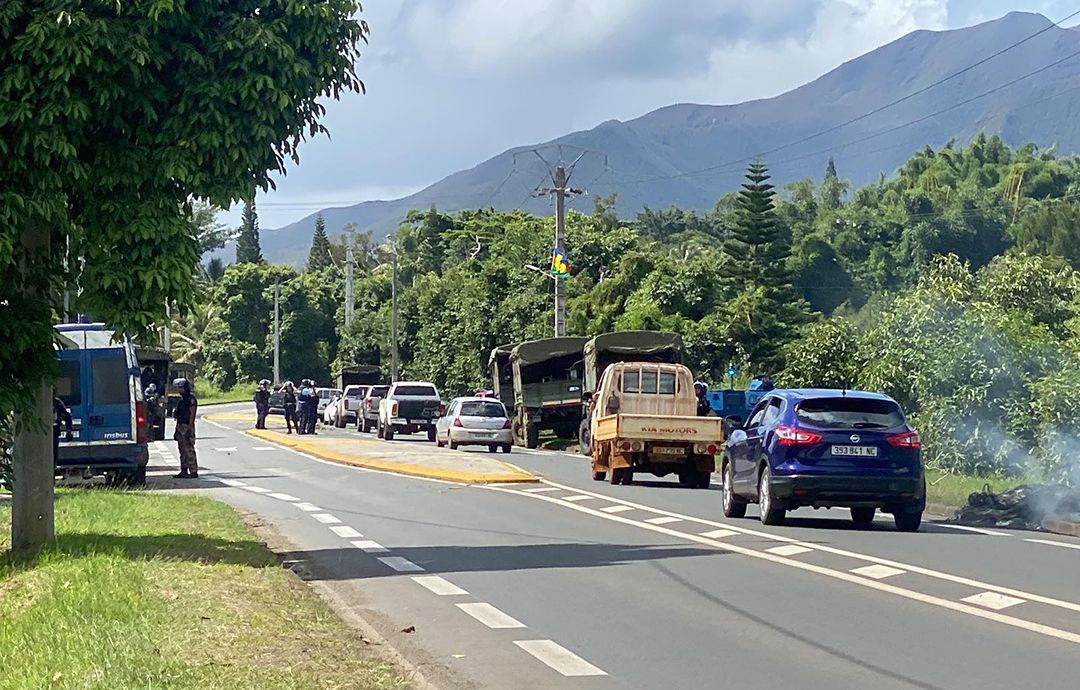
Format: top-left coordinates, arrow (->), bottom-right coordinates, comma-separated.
589,362 -> 723,488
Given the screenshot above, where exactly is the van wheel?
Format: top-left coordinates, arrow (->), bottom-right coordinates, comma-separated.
130,465 -> 147,487
758,466 -> 785,525
722,461 -> 747,518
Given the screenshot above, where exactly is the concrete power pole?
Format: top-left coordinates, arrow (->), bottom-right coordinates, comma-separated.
391,252 -> 399,382
344,247 -> 355,329
553,165 -> 568,337
273,283 -> 280,383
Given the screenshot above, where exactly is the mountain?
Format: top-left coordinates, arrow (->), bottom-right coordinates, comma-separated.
259,12 -> 1080,263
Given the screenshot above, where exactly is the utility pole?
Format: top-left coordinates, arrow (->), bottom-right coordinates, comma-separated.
391,251 -> 399,382
553,165 -> 568,337
273,282 -> 280,383
344,247 -> 355,329
163,302 -> 171,352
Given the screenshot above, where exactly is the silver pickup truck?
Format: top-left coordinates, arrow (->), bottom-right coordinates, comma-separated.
377,381 -> 443,442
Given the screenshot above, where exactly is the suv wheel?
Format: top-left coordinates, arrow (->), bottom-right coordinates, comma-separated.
758,466 -> 785,526
850,507 -> 875,526
894,509 -> 922,532
721,460 -> 747,518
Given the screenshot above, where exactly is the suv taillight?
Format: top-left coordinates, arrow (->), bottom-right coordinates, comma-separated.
135,401 -> 148,445
887,431 -> 921,448
775,426 -> 823,446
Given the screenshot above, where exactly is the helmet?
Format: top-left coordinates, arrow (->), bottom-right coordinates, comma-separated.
694,381 -> 707,395
259,379 -> 270,386
145,383 -> 157,395
173,378 -> 191,393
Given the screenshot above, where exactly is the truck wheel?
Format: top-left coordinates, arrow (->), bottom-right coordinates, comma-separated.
611,468 -> 631,485
130,465 -> 147,487
694,471 -> 713,489
758,466 -> 785,526
578,419 -> 592,456
376,421 -> 384,439
677,470 -> 696,488
335,413 -> 346,428
427,427 -> 437,442
592,470 -> 607,481
722,461 -> 747,518
526,423 -> 540,449
384,425 -> 395,441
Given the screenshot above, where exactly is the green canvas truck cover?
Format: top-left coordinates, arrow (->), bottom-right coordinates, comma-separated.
488,343 -> 518,403
583,331 -> 682,393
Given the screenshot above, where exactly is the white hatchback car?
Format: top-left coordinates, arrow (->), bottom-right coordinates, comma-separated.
435,397 -> 513,453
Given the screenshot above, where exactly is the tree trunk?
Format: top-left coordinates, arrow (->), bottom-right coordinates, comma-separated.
11,225 -> 54,552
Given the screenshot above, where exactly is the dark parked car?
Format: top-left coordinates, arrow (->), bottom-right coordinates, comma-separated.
721,389 -> 924,532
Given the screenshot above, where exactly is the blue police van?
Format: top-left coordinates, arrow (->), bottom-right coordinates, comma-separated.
55,323 -> 149,485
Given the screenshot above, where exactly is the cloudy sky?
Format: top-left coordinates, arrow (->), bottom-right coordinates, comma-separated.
234,0 -> 1074,229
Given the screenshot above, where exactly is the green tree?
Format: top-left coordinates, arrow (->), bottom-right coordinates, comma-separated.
1008,200 -> 1080,270
203,257 -> 227,284
1,2 -> 366,549
235,200 -> 264,264
819,157 -> 848,211
191,200 -> 235,254
307,213 -> 334,272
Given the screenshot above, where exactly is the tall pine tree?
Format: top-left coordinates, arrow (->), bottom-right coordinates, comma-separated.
720,161 -> 806,371
235,200 -> 263,264
819,157 -> 847,211
307,213 -> 333,272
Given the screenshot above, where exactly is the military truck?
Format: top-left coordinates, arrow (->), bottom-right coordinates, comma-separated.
338,364 -> 382,389
488,343 -> 518,410
578,331 -> 683,455
136,346 -> 170,440
507,337 -> 589,448
589,361 -> 723,488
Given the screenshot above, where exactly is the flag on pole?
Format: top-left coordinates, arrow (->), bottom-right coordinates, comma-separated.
550,248 -> 571,279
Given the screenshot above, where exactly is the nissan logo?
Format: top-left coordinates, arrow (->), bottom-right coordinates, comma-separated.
850,434 -> 861,444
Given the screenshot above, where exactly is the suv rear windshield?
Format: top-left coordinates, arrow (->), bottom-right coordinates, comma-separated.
796,398 -> 905,430
395,385 -> 437,397
459,401 -> 506,417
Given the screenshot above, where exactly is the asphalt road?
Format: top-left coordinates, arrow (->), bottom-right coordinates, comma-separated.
166,403 -> 1080,689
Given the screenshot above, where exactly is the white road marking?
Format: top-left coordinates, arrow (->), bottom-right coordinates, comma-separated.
295,503 -> 321,512
268,492 -> 300,502
700,529 -> 737,539
513,640 -> 607,677
243,486 -> 271,494
411,575 -> 468,596
766,544 -> 813,557
377,556 -> 424,572
600,505 -> 635,514
1026,538 -> 1080,551
483,484 -> 1080,647
561,495 -> 596,502
962,592 -> 1027,610
311,513 -> 341,524
219,479 -> 247,488
528,479 -> 1080,616
522,487 -> 560,493
252,446 -> 276,451
936,524 -> 1010,537
214,447 -> 238,452
851,564 -> 906,580
329,525 -> 363,539
456,603 -> 526,629
351,540 -> 389,553
644,516 -> 682,525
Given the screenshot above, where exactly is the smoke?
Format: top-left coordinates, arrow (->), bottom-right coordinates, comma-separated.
1042,429 -> 1080,488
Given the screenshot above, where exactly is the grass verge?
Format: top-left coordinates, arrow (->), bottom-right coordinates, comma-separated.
924,469 -> 1025,510
0,490 -> 406,690
196,382 -> 253,405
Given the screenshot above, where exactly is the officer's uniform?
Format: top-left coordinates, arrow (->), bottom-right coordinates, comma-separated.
172,387 -> 199,477
254,383 -> 270,429
53,396 -> 72,465
299,382 -> 318,435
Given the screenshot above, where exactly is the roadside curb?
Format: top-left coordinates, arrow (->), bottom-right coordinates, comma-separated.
246,429 -> 539,485
1042,519 -> 1080,538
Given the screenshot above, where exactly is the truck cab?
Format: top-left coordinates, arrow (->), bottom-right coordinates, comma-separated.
590,362 -> 723,488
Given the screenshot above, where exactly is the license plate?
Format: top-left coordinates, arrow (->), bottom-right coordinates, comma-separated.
831,445 -> 878,457
651,446 -> 686,456
470,432 -> 495,439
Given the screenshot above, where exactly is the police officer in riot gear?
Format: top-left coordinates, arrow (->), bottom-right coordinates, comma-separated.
254,379 -> 271,429
694,381 -> 711,417
298,379 -> 318,435
172,378 -> 199,478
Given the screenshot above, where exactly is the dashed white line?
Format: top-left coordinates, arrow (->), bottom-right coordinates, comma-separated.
935,524 -> 1010,537
351,540 -> 389,553
600,505 -> 635,514
329,525 -> 363,539
962,592 -> 1027,610
311,513 -> 342,524
268,492 -> 300,502
513,640 -> 607,677
851,564 -> 906,580
644,516 -> 682,525
412,575 -> 469,596
766,544 -> 814,557
252,446 -> 276,451
243,486 -> 272,494
456,603 -> 526,629
561,495 -> 597,502
219,479 -> 247,488
214,447 -> 238,452
522,487 -> 560,493
1026,538 -> 1080,551
295,503 -> 321,512
377,556 -> 424,572
700,529 -> 737,539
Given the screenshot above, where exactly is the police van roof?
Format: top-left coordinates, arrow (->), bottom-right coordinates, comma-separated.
54,323 -> 126,350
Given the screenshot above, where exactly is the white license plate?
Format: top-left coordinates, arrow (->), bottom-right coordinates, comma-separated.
831,445 -> 878,457
470,432 -> 495,439
651,446 -> 686,456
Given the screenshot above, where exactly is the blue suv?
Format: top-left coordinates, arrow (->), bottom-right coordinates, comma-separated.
721,389 -> 924,532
